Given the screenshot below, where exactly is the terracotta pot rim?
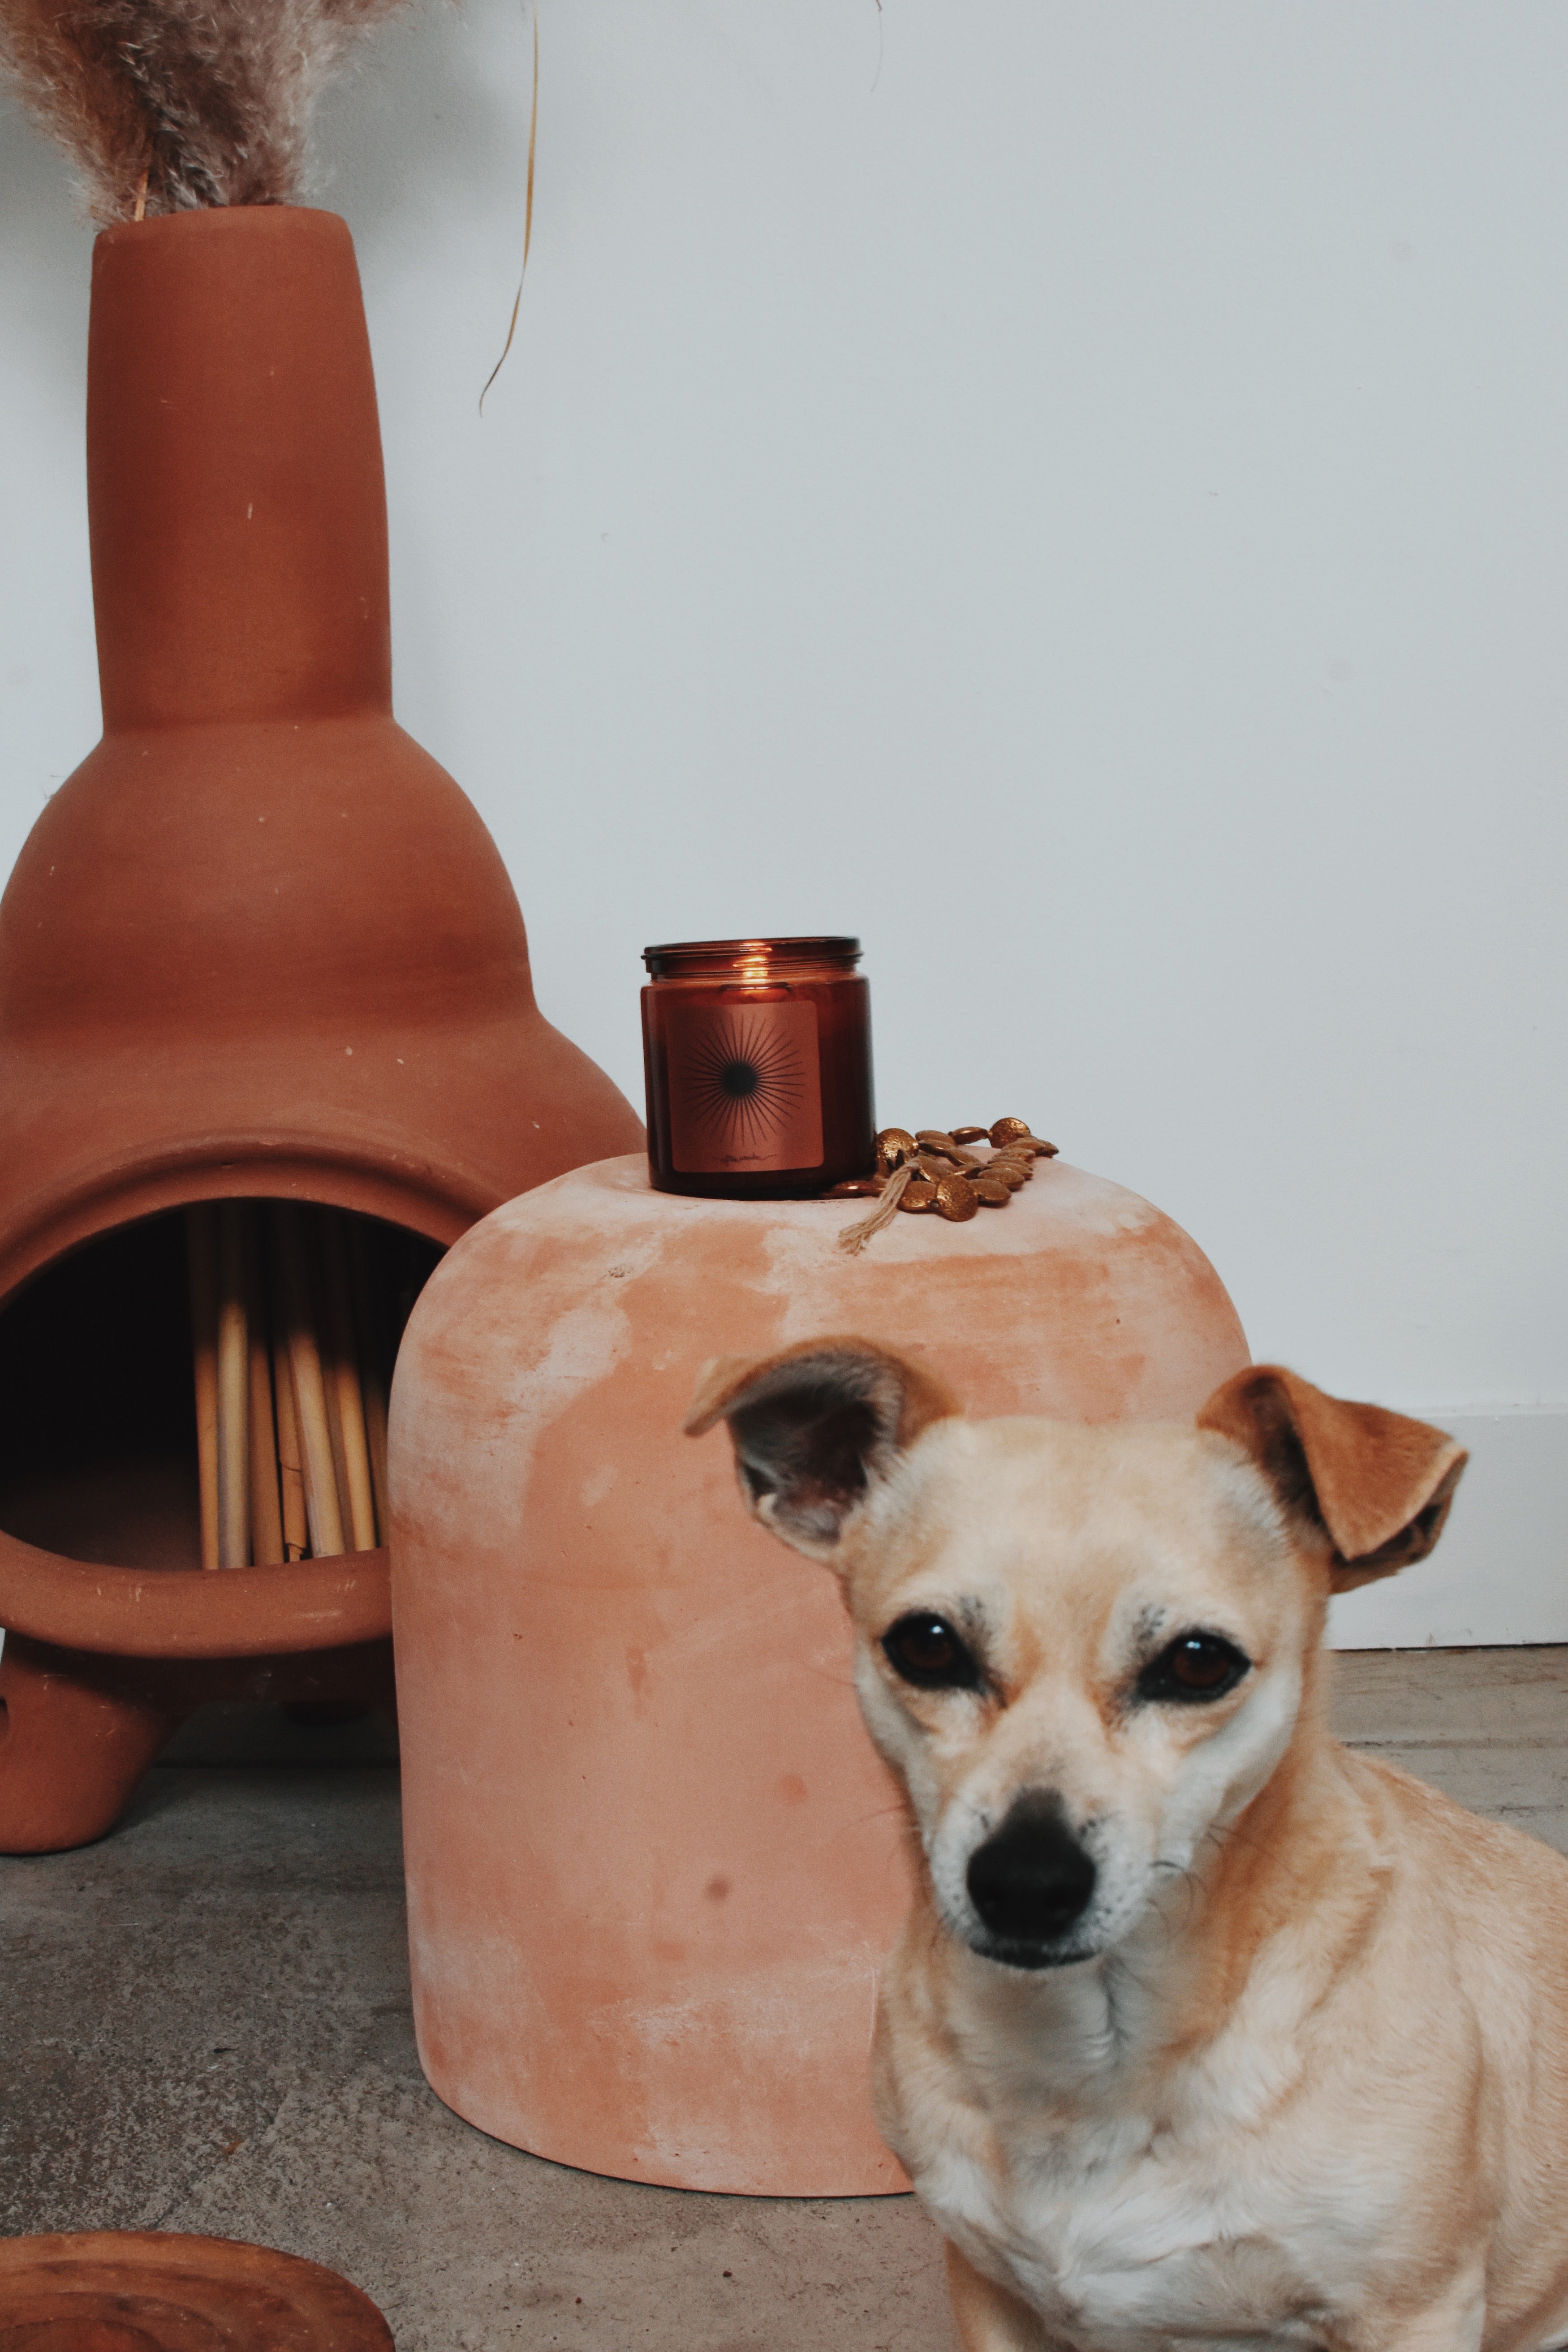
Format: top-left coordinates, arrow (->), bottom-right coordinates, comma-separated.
95,202 -> 346,252
0,1538 -> 390,1656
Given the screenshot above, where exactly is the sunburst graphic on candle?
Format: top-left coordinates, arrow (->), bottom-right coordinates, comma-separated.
680,1012 -> 810,1153
665,999 -> 824,1172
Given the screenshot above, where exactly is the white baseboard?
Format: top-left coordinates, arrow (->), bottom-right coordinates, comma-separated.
1329,1407 -> 1568,1650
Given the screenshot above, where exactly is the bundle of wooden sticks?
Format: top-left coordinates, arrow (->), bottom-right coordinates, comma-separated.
185,1201 -> 392,1569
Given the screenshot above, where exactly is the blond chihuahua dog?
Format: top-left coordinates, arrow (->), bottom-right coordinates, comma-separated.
686,1340 -> 1568,2352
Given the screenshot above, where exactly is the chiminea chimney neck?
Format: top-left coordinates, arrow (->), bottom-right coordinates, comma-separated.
87,206 -> 393,732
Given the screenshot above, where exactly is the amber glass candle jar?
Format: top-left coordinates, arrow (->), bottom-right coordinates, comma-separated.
641,937 -> 875,1198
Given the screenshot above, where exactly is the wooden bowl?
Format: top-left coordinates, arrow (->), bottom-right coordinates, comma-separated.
0,2232 -> 392,2349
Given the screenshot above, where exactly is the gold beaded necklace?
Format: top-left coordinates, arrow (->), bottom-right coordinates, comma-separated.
832,1118 -> 1058,1253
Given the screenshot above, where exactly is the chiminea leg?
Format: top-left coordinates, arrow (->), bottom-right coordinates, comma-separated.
0,1634 -> 187,1854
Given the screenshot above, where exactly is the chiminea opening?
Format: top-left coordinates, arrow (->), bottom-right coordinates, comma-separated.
0,1206 -> 441,1572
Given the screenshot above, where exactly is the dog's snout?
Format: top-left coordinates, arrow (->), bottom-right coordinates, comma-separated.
966,1793 -> 1096,1958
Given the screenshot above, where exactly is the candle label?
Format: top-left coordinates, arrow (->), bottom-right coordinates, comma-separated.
666,998 -> 824,1173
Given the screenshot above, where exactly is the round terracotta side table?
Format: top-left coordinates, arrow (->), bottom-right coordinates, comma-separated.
388,1153 -> 1249,2196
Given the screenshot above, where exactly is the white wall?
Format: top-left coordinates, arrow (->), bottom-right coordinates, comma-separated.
0,3 -> 1564,1644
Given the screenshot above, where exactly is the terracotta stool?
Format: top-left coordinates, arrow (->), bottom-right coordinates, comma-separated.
388,1153 -> 1249,2195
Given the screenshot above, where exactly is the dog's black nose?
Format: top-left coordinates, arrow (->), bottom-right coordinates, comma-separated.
966,1793 -> 1096,1955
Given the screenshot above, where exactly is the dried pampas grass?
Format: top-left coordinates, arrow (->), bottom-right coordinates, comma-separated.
0,0 -> 415,224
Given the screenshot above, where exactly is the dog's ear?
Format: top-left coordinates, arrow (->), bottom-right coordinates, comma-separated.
684,1336 -> 960,1561
1197,1365 -> 1467,1591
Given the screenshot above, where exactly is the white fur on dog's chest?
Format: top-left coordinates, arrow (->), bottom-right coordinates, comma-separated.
887,1969 -> 1385,2352
914,2115 -> 1360,2351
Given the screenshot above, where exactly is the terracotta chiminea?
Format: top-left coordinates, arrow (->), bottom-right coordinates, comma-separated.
0,206 -> 642,1853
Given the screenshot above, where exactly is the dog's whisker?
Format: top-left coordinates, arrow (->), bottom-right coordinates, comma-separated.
823,1799 -> 912,1838
793,1663 -> 861,1695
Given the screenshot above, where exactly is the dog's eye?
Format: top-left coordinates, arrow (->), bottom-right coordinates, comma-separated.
1138,1632 -> 1249,1705
882,1613 -> 982,1691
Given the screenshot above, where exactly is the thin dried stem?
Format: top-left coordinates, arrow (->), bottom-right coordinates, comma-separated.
479,5 -> 538,413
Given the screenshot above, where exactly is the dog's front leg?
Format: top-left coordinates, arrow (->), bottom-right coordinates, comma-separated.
944,2241 -> 1055,2352
1361,2268 -> 1486,2352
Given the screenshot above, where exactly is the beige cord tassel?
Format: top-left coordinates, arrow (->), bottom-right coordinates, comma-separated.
186,1205 -> 220,1569
837,1163 -> 913,1254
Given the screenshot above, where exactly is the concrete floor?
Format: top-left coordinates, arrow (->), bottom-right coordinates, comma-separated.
4,1647 -> 1568,2348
